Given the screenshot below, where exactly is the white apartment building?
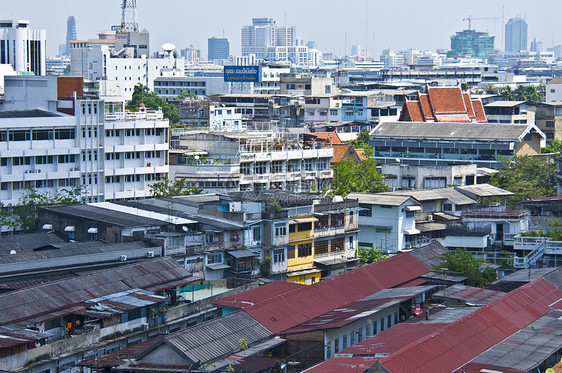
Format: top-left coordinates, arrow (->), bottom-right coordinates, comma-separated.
170,131 -> 333,193
0,101 -> 169,212
209,105 -> 246,132
0,20 -> 46,75
154,76 -> 228,101
71,41 -> 184,100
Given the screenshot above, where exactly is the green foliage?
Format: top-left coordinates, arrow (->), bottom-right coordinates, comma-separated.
495,85 -> 544,105
434,249 -> 497,288
177,90 -> 197,100
149,177 -> 203,198
126,84 -> 179,124
0,187 -> 83,232
238,338 -> 249,350
541,139 -> 562,154
490,156 -> 556,205
331,158 -> 388,197
260,256 -> 271,277
358,245 -> 388,265
350,129 -> 374,156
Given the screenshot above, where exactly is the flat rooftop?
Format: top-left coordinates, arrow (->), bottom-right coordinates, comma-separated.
0,109 -> 62,118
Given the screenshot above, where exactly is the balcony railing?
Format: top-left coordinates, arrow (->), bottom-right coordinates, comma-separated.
105,110 -> 164,121
463,209 -> 530,220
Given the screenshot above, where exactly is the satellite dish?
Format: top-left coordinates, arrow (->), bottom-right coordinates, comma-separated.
182,226 -> 189,232
162,43 -> 176,53
9,250 -> 16,255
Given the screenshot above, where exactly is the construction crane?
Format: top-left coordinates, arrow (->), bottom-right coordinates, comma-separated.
463,15 -> 498,30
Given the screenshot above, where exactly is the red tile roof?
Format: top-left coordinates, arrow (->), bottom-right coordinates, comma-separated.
244,253 -> 433,334
355,148 -> 368,161
375,277 -> 562,373
212,281 -> 304,310
418,94 -> 434,121
427,87 -> 467,114
331,144 -> 353,164
472,99 -> 488,123
463,93 -> 476,120
314,132 -> 342,144
399,101 -> 424,122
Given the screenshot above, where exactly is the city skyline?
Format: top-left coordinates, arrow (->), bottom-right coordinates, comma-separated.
4,0 -> 562,59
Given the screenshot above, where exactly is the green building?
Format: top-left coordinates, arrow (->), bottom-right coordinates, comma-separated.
448,29 -> 495,58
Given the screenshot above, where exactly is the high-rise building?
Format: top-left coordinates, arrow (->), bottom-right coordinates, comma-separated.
448,29 -> 495,58
208,37 -> 229,61
505,17 -> 527,52
65,16 -> 77,57
241,18 -> 296,59
0,20 -> 46,75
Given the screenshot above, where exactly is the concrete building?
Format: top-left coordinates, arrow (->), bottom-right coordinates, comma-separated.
0,20 -> 46,75
64,16 -> 77,57
534,103 -> 562,143
280,73 -> 335,96
370,122 -> 546,168
449,29 -> 495,58
505,17 -> 528,52
153,76 -> 227,101
208,37 -> 229,61
170,131 -> 333,193
241,18 -> 296,59
546,77 -> 562,103
484,100 -> 534,124
349,193 -> 421,253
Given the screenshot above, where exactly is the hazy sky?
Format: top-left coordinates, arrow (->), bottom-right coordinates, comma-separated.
4,0 -> 562,58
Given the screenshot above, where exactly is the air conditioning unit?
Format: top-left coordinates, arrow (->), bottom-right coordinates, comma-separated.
120,255 -> 127,261
36,169 -> 41,173
147,251 -> 155,258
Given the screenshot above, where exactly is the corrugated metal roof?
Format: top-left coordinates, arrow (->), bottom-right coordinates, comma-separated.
145,312 -> 273,365
454,184 -> 515,198
346,193 -> 414,207
213,281 -> 304,310
381,189 -> 448,202
376,277 -> 562,373
0,258 -> 196,326
430,188 -> 479,205
40,204 -> 166,227
463,311 -> 562,372
371,121 -> 537,141
433,285 -> 505,305
244,247 -> 440,334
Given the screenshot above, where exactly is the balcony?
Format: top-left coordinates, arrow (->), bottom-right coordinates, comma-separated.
463,208 -> 530,220
314,225 -> 345,238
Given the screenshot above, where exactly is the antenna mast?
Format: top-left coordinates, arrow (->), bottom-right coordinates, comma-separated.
120,0 -> 139,32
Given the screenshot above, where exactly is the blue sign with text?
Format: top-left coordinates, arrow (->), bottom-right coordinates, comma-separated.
224,66 -> 262,82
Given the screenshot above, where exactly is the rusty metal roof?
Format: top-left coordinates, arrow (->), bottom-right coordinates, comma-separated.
0,258 -> 196,326
375,277 -> 562,373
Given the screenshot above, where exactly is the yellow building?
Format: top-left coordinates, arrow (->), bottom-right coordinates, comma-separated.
286,215 -> 321,285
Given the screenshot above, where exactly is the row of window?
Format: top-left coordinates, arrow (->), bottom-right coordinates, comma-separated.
241,160 -> 329,175
1,178 -> 77,190
105,173 -> 165,184
104,151 -> 164,161
287,242 -> 313,259
0,129 -> 75,141
0,155 -> 77,166
105,128 -> 165,137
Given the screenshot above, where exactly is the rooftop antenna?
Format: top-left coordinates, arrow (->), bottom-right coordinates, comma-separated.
365,0 -> 368,57
120,0 -> 139,32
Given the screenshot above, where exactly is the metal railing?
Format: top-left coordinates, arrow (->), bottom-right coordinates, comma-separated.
514,241 -> 545,269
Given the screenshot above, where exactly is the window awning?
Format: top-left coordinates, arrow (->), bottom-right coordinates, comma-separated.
406,205 -> 422,211
404,228 -> 421,235
64,226 -> 75,232
289,217 -> 319,224
87,228 -> 98,234
206,263 -> 231,270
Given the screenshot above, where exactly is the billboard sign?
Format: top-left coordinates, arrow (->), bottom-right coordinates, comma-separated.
224,66 -> 262,82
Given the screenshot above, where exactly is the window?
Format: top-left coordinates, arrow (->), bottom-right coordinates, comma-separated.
271,161 -> 283,173
406,210 -> 416,218
273,248 -> 285,263
388,315 -> 392,328
359,204 -> 371,217
546,120 -> 555,128
380,318 -> 385,331
298,222 -> 312,232
349,211 -> 354,224
207,252 -> 222,264
304,159 -> 313,171
334,338 -> 339,353
287,245 -> 295,259
32,129 -> 53,140
254,162 -> 267,174
326,341 -> 332,359
9,130 -> 30,141
297,243 -> 312,257
55,129 -> 75,139
342,334 -> 347,349
289,224 -> 296,233
252,226 -> 261,242
274,223 -> 287,237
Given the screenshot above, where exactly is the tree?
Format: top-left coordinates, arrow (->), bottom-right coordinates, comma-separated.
433,250 -> 497,288
490,156 -> 556,205
358,245 -> 388,265
126,84 -> 179,124
149,177 -> 203,198
177,91 -> 196,101
331,158 -> 388,196
0,186 -> 83,232
350,129 -> 374,156
496,85 -> 544,105
541,139 -> 562,154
